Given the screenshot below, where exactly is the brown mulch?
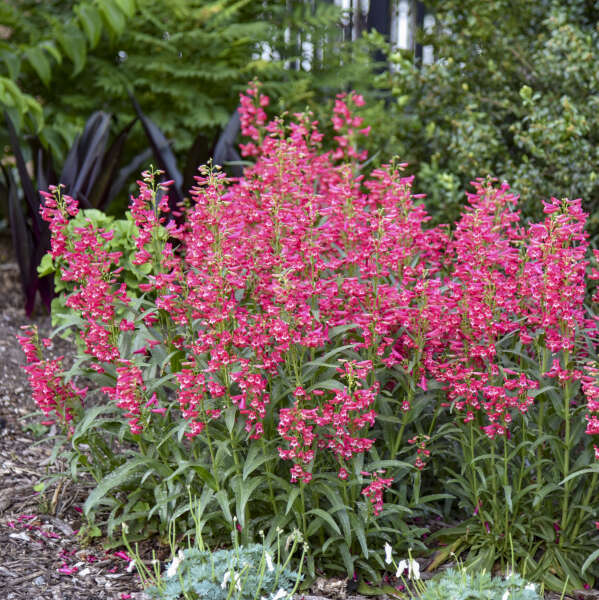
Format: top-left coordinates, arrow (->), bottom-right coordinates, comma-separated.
0,232 -> 597,600
0,234 -> 149,599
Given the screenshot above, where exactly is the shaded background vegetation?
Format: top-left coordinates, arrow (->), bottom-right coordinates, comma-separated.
1,0 -> 598,294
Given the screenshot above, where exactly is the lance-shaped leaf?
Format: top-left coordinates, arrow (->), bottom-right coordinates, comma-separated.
129,92 -> 184,212
61,111 -> 112,207
4,111 -> 42,238
104,147 -> 152,208
213,109 -> 243,177
29,222 -> 53,314
33,141 -> 57,195
2,166 -> 35,313
86,117 -> 137,211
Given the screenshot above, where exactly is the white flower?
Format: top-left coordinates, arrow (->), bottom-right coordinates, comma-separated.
410,559 -> 420,580
126,560 -> 136,573
222,570 -> 242,592
221,570 -> 231,590
271,589 -> 289,600
395,560 -> 408,578
501,591 -> 510,600
166,551 -> 185,578
384,543 -> 393,565
525,583 -> 536,591
265,551 -> 275,573
395,559 -> 420,580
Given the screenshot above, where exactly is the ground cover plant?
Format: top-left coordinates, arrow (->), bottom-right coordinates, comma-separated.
18,84 -> 599,593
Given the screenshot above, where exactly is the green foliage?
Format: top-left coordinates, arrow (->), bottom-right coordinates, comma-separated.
0,1 -> 350,164
124,498 -> 305,600
418,569 -> 541,600
148,544 -> 300,600
38,208 -> 150,325
365,0 -> 599,238
0,0 -> 138,137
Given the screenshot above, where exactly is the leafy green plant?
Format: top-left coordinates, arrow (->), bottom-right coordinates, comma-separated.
0,0 -> 351,164
367,0 -> 599,240
124,497 -> 306,600
19,88 -> 599,592
417,568 -> 541,600
1,109 -> 139,314
38,207 -> 153,327
0,0 -> 138,137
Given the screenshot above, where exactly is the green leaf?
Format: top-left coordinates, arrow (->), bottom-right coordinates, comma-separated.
349,512 -> 368,558
233,476 -> 262,528
503,484 -> 512,513
57,25 -> 88,76
560,463 -> 599,485
37,253 -> 54,277
215,489 -> 233,523
83,455 -> 170,516
38,41 -> 62,65
520,85 -> 533,101
113,0 -> 136,18
582,548 -> 599,576
165,460 -> 218,492
242,442 -> 274,480
1,50 -> 20,79
72,404 -> 116,447
224,405 -> 236,434
339,542 -> 354,576
307,379 -> 345,393
98,0 -> 126,37
285,486 -> 301,515
25,47 -> 51,87
76,4 -> 104,48
305,508 -> 341,536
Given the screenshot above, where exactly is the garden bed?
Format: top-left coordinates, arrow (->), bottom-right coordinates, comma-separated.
0,238 -> 595,600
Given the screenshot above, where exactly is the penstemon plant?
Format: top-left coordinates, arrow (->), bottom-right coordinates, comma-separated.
18,83 -> 599,591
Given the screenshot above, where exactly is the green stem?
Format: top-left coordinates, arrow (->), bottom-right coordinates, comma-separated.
468,421 -> 481,525
503,435 -> 509,553
204,428 -> 220,492
230,430 -> 242,477
490,438 -> 498,530
261,437 -> 278,516
391,390 -> 413,458
299,482 -> 307,540
560,379 -> 572,539
536,396 -> 544,489
571,471 -> 598,541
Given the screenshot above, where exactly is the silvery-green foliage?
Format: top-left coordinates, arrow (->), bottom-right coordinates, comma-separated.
147,544 -> 300,600
419,569 -> 542,600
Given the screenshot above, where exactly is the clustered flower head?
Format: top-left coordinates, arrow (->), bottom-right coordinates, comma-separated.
24,82 -> 599,524
17,326 -> 86,434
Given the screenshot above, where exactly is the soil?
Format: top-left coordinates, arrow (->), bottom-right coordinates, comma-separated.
0,234 -> 151,600
0,233 -> 596,600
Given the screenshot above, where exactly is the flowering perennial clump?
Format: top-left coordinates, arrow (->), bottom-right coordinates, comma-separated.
18,83 -> 599,585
